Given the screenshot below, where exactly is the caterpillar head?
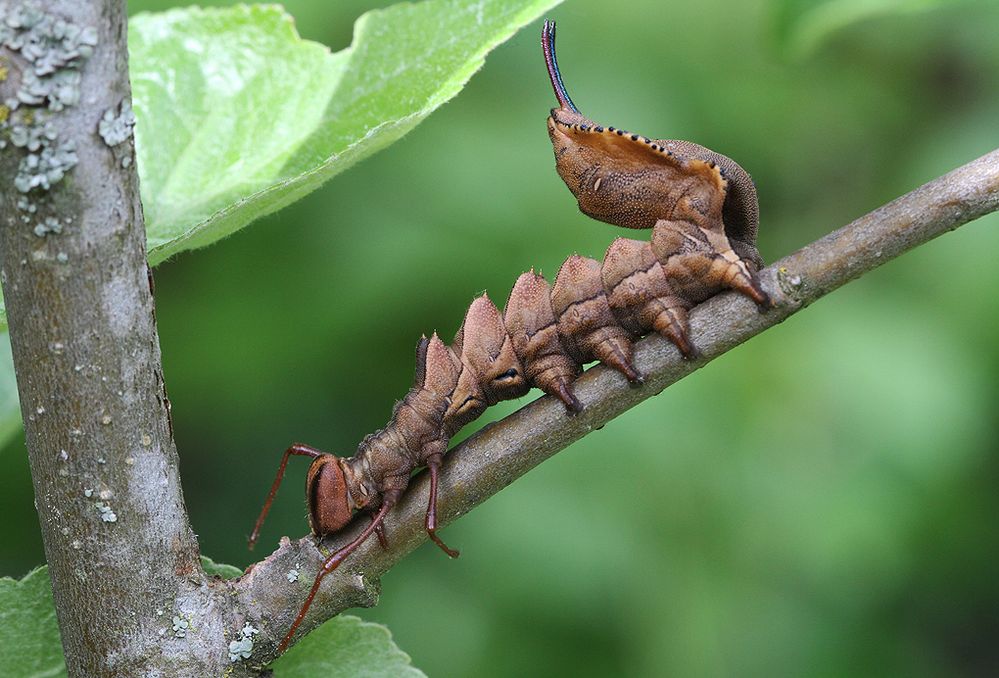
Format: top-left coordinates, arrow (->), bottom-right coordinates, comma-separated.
542,20 -> 728,231
304,455 -> 353,536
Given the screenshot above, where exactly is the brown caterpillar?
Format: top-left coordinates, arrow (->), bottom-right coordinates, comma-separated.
250,20 -> 770,652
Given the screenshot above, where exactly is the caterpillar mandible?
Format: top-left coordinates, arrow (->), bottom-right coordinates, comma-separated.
250,20 -> 771,652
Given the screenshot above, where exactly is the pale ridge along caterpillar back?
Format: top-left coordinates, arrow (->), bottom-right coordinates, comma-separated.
250,20 -> 771,652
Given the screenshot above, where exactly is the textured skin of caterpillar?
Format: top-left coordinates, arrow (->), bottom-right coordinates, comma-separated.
309,19 -> 769,536
260,19 -> 770,652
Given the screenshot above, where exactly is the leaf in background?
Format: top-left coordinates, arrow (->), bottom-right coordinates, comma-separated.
131,0 -> 563,264
129,4 -> 346,263
269,615 -> 425,677
0,567 -> 66,678
0,0 -> 562,449
200,555 -> 243,580
774,0 -> 967,58
0,339 -> 19,447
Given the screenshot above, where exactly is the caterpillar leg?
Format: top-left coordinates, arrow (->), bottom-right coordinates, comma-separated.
580,328 -> 642,383
505,271 -> 584,413
717,253 -> 769,309
279,498 -> 395,652
648,303 -> 696,358
424,454 -> 460,558
681,245 -> 769,309
668,251 -> 769,310
552,255 -> 642,383
537,368 -> 584,413
248,442 -> 326,550
729,237 -> 765,273
370,512 -> 388,550
652,219 -> 770,311
602,238 -> 697,358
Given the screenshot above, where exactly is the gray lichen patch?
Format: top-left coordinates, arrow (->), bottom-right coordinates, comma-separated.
228,622 -> 259,663
95,501 -> 117,522
16,195 -> 37,212
33,215 -> 62,237
13,136 -> 78,192
99,100 -> 134,147
171,615 -> 190,638
1,3 -> 96,193
0,6 -> 97,109
18,67 -> 81,110
8,115 -> 55,150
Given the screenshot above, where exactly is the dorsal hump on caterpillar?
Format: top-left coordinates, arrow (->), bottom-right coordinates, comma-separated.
541,19 -> 762,270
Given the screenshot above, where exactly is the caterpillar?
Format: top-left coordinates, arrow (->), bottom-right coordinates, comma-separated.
250,20 -> 770,652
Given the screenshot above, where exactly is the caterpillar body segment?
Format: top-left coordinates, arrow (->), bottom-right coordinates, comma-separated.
602,236 -> 696,358
253,20 -> 770,653
448,295 -> 529,433
551,254 -> 642,384
504,270 -> 583,412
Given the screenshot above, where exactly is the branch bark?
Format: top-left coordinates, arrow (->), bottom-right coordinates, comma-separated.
2,1 -> 997,672
0,1 -> 218,675
233,147 -> 999,666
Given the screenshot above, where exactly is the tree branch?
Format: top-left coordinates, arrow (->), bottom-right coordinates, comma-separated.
0,2 -> 218,674
235,147 -> 999,666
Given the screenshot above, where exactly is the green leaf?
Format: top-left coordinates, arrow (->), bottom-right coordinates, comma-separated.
1,0 -> 561,449
128,4 -> 346,263
200,556 -> 243,580
0,339 -> 20,447
774,0 -> 969,58
130,0 -> 563,264
270,615 -> 425,677
0,567 -> 67,678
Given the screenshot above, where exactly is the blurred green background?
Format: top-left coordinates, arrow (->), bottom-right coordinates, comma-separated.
3,0 -> 999,675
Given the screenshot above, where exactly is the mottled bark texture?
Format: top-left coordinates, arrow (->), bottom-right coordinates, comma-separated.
0,1 -> 221,675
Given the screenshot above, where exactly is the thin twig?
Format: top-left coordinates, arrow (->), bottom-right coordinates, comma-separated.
234,149 -> 999,666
